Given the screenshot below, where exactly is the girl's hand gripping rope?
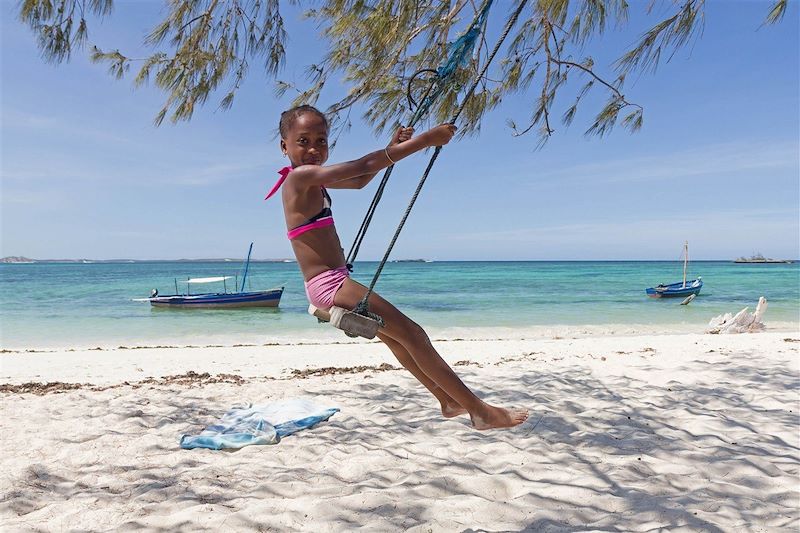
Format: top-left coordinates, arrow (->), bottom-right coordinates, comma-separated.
384,126 -> 415,164
390,126 -> 415,145
422,123 -> 457,147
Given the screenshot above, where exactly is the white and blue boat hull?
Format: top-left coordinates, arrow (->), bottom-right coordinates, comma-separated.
149,288 -> 284,308
645,279 -> 703,298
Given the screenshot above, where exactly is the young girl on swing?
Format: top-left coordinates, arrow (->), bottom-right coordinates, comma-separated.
268,105 -> 528,430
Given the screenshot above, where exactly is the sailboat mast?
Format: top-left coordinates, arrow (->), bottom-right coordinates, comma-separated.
682,241 -> 688,288
240,242 -> 254,293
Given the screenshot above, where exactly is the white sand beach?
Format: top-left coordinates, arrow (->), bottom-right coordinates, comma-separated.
1,330 -> 798,531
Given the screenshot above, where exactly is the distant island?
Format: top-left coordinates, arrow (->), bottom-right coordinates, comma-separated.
734,254 -> 793,264
0,256 -> 36,263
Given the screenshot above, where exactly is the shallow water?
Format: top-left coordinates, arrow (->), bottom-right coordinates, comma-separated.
1,261 -> 797,349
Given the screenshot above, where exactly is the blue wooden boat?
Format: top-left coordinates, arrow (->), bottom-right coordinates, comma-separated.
147,285 -> 284,308
646,241 -> 703,298
139,243 -> 284,309
646,278 -> 703,298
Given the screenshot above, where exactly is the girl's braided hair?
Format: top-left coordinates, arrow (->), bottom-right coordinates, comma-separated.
279,105 -> 329,137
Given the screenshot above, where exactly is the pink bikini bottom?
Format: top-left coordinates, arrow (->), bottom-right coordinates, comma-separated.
304,266 -> 350,309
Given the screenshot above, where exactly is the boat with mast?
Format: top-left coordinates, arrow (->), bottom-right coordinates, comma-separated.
137,243 -> 284,308
645,241 -> 703,298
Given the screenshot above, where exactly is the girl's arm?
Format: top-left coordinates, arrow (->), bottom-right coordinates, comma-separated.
289,124 -> 456,190
326,126 -> 414,190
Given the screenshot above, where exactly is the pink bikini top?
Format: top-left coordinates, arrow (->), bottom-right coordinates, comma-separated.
265,166 -> 335,240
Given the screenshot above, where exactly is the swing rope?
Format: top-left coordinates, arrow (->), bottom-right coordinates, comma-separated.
349,0 -> 530,320
345,0 -> 495,271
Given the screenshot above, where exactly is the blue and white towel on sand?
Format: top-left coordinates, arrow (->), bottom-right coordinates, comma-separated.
180,398 -> 339,450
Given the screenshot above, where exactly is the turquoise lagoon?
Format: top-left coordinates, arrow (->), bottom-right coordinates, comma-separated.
1,261 -> 797,350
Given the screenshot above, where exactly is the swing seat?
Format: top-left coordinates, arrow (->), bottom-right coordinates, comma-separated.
308,305 -> 381,339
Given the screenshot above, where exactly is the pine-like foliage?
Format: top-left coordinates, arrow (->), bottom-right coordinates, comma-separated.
18,0 -> 789,142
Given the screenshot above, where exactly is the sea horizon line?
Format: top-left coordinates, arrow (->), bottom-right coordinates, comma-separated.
2,257 -> 797,264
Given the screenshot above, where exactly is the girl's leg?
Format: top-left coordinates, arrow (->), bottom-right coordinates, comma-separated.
377,332 -> 467,418
333,278 -> 528,430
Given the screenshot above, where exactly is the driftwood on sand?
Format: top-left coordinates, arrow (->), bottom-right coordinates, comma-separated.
707,297 -> 768,334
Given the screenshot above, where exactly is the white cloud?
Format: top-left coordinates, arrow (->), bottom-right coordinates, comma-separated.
451,207 -> 799,259
536,140 -> 799,184
0,190 -> 42,205
165,159 -> 276,186
2,108 -> 132,145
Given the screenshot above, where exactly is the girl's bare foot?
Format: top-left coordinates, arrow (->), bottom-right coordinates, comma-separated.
441,401 -> 468,418
470,404 -> 529,430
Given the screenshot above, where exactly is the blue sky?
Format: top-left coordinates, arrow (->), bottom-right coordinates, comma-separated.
1,1 -> 798,261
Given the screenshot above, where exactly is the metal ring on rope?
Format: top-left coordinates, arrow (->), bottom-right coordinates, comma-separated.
406,68 -> 439,112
